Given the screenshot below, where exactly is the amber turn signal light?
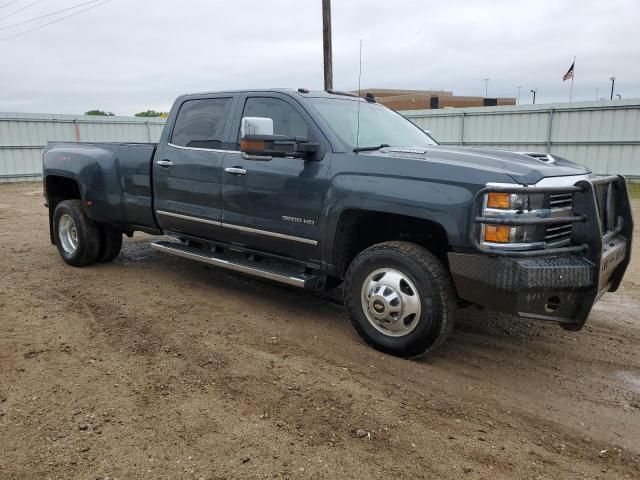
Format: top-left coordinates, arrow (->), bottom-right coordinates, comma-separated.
240,139 -> 265,151
484,225 -> 512,243
486,192 -> 511,209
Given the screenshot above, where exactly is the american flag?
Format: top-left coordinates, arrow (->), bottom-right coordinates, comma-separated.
563,61 -> 575,81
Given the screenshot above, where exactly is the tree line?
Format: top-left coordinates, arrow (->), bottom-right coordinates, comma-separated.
84,109 -> 168,118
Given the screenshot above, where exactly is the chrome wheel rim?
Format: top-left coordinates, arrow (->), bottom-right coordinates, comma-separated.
58,214 -> 78,255
360,268 -> 422,337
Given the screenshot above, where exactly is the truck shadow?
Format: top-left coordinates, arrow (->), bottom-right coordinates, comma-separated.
117,239 -> 567,358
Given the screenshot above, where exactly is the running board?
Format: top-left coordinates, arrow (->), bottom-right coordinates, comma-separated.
150,240 -> 319,288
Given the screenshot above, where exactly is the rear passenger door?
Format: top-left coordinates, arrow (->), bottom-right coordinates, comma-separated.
153,95 -> 236,239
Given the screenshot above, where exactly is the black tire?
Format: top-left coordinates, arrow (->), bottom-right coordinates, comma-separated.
344,241 -> 456,358
97,226 -> 123,263
52,199 -> 100,267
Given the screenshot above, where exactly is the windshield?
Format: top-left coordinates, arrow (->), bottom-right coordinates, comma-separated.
309,97 -> 437,150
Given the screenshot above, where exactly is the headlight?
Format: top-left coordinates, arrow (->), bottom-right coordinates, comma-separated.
486,192 -> 526,210
483,224 -> 545,245
484,224 -> 512,243
479,181 -> 578,251
485,192 -> 545,211
481,192 -> 547,248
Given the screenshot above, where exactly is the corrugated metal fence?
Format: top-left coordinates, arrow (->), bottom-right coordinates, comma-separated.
2,100 -> 639,181
0,113 -> 166,182
402,99 -> 640,178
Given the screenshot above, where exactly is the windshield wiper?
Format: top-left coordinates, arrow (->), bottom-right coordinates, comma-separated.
353,143 -> 390,153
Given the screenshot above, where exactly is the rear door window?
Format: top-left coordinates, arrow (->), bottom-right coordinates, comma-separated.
171,98 -> 233,149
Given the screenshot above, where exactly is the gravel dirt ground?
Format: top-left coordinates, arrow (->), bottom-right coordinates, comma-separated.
0,182 -> 639,480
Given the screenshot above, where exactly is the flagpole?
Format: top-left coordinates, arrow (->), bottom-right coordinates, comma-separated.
569,56 -> 575,102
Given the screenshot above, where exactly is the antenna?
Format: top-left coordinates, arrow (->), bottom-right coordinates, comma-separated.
356,39 -> 362,151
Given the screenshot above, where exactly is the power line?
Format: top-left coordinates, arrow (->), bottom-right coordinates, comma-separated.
0,0 -> 23,10
0,0 -> 112,41
0,0 -> 45,22
0,0 -> 103,31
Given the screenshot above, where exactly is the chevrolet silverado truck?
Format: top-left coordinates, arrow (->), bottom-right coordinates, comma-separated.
43,89 -> 633,357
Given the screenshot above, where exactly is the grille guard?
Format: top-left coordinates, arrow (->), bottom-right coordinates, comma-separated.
472,175 -> 630,258
471,175 -> 634,329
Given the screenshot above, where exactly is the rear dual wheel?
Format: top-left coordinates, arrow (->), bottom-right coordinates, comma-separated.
53,200 -> 122,266
344,241 -> 455,358
97,225 -> 123,263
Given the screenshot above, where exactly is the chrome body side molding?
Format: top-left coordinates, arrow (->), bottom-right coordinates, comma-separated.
156,210 -> 222,226
155,210 -> 317,245
222,222 -> 317,245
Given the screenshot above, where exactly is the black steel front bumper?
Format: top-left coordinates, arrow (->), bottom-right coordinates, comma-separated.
448,175 -> 633,329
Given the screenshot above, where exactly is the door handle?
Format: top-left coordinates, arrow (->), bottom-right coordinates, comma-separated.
224,167 -> 247,175
156,160 -> 173,167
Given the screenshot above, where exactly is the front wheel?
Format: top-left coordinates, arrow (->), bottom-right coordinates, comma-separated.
344,241 -> 456,358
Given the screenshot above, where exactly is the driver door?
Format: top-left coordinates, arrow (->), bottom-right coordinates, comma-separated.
221,94 -> 331,261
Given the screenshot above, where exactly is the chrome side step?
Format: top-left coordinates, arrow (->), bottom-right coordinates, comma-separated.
150,240 -> 319,288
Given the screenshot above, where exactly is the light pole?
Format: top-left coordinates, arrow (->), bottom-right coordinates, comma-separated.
530,89 -> 537,104
610,76 -> 616,100
616,94 -> 622,100
483,78 -> 490,97
517,86 -> 522,105
595,88 -> 599,101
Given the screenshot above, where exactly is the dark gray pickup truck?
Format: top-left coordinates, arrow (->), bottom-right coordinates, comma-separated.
43,89 -> 633,357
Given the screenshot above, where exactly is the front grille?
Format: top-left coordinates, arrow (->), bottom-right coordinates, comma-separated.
545,192 -> 574,244
545,222 -> 573,244
549,192 -> 573,209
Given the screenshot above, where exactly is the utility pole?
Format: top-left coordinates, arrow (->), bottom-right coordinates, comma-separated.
530,89 -> 537,104
322,0 -> 333,91
609,76 -> 616,100
483,78 -> 490,97
517,86 -> 522,105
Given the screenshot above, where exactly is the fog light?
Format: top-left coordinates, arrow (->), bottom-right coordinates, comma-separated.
545,295 -> 561,313
484,225 -> 512,243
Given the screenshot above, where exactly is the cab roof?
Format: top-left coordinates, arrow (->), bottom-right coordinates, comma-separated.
177,88 -> 369,102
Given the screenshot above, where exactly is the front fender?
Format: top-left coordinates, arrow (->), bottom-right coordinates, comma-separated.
320,173 -> 476,270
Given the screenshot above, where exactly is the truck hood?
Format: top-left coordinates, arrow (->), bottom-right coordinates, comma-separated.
369,145 -> 590,185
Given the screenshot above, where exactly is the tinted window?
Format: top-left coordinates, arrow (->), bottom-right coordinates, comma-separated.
171,98 -> 232,149
239,97 -> 309,141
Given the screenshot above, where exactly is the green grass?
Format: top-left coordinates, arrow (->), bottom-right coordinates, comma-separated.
627,181 -> 640,199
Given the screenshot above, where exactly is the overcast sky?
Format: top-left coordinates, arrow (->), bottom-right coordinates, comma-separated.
0,0 -> 638,115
